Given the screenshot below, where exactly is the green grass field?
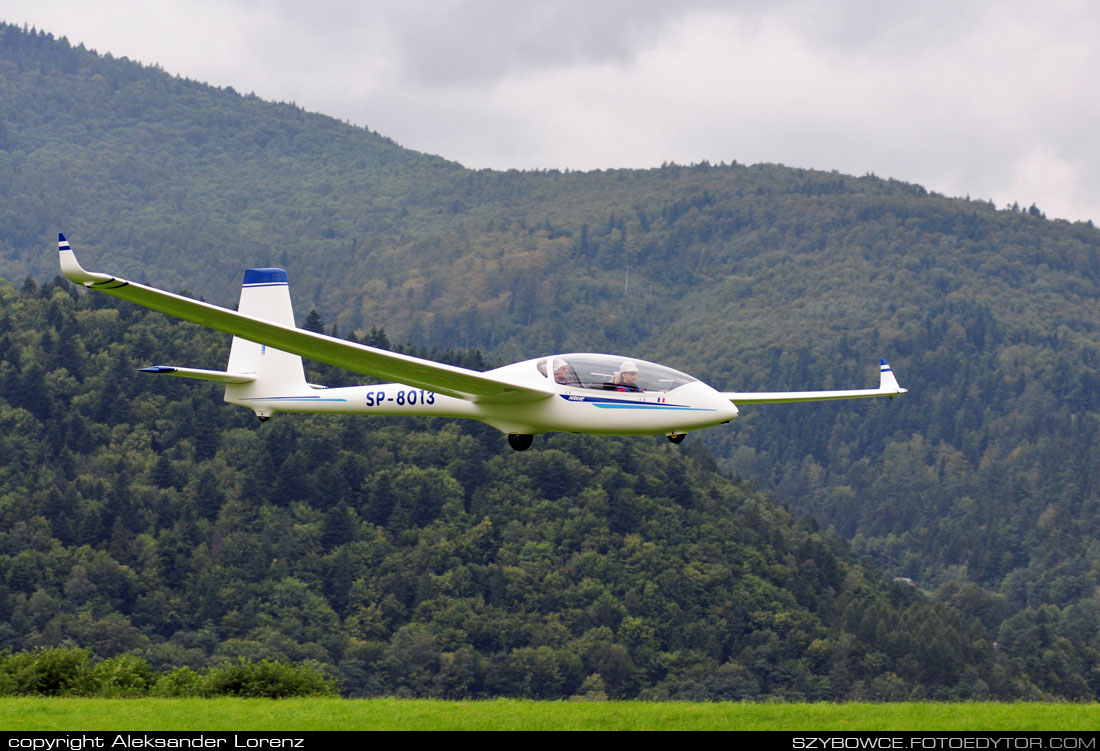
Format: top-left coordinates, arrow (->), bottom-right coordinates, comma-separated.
2,699 -> 1099,731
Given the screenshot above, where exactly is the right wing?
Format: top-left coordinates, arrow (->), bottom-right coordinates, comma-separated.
58,234 -> 554,404
722,359 -> 907,404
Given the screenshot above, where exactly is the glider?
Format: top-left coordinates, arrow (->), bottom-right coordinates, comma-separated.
58,234 -> 907,451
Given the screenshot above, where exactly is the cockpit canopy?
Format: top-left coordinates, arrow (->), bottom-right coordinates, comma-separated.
536,354 -> 697,393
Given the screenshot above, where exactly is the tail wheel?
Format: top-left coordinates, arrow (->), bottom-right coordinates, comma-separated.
508,434 -> 533,451
667,433 -> 686,444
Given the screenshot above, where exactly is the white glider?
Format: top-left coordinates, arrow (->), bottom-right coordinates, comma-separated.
58,234 -> 906,450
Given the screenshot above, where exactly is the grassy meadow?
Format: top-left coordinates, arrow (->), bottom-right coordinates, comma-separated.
2,699 -> 1099,731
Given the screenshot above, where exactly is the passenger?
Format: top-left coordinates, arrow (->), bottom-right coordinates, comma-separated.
615,361 -> 644,392
553,359 -> 573,385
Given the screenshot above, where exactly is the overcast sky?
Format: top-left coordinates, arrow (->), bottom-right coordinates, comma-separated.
7,0 -> 1099,223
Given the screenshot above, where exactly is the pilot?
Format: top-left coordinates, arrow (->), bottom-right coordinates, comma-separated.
553,359 -> 573,385
615,361 -> 644,392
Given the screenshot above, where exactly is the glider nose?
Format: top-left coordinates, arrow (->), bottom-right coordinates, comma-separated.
705,384 -> 739,422
673,381 -> 740,425
718,397 -> 739,422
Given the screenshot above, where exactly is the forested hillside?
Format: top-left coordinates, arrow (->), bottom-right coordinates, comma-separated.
2,278 -> 1095,700
5,23 -> 1100,698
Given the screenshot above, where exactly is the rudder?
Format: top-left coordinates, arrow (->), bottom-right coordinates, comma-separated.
224,268 -> 309,416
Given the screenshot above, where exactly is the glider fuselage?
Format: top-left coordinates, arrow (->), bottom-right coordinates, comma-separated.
225,357 -> 740,436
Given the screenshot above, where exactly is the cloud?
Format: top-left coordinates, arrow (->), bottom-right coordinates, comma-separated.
386,0 -> 676,86
3,0 -> 1099,222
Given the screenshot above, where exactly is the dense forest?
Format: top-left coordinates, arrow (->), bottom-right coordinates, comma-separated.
3,278 -> 1097,700
5,22 -> 1100,698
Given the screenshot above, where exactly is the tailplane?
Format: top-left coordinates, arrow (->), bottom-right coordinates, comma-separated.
136,267 -> 311,419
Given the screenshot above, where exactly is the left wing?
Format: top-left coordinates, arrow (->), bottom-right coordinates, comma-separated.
722,359 -> 907,404
57,234 -> 554,404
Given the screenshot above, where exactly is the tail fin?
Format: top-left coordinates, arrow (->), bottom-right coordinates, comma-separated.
224,268 -> 309,417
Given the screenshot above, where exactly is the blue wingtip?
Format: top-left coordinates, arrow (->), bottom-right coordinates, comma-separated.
59,232 -> 67,242
880,358 -> 889,366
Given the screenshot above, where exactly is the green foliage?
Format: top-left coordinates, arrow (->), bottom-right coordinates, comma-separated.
0,648 -> 332,698
0,648 -> 93,696
0,282 -> 1026,699
5,23 -> 1100,701
87,654 -> 156,697
152,666 -> 205,697
198,659 -> 337,698
0,648 -> 154,697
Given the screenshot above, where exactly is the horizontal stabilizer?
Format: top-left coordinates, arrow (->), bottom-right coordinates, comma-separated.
138,366 -> 256,384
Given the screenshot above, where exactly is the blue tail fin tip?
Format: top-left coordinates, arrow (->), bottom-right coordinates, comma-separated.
243,268 -> 288,286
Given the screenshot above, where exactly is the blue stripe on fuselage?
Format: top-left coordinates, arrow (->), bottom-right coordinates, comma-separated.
241,396 -> 348,402
558,394 -> 713,411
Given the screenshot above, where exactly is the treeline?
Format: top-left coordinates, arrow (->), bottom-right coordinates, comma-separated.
1,279 -> 1099,700
0,648 -> 335,697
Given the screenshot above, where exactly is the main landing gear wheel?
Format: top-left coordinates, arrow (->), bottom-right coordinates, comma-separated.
508,433 -> 533,451
667,433 -> 686,444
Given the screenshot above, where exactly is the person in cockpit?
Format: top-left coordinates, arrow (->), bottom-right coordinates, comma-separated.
615,361 -> 644,392
554,359 -> 574,385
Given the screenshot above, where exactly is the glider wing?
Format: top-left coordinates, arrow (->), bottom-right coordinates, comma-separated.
58,234 -> 554,403
722,359 -> 907,404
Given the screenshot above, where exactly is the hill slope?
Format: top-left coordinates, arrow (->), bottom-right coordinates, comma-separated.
3,278 -> 1087,700
5,23 -> 1100,687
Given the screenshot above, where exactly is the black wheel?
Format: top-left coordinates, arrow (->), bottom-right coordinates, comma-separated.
667,433 -> 686,444
508,433 -> 533,451
257,415 -> 271,423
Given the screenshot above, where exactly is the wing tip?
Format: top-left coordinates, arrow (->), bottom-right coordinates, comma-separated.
57,233 -> 113,285
879,358 -> 904,394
